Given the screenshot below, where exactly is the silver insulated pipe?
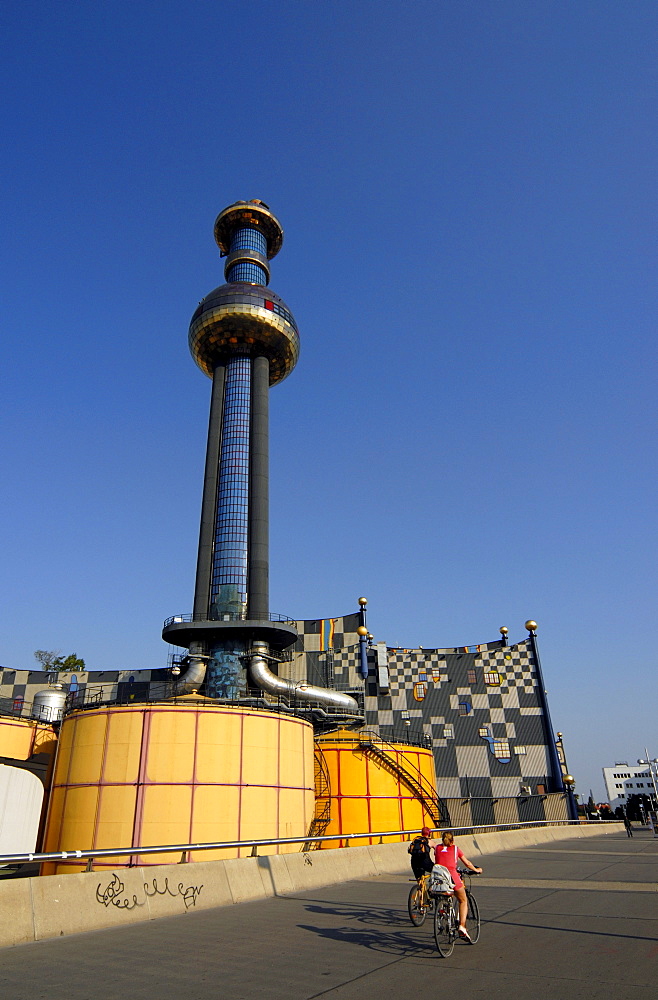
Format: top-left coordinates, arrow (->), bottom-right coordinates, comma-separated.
249,641 -> 359,713
174,652 -> 208,695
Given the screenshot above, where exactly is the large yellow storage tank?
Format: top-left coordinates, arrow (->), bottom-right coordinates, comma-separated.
0,715 -> 57,762
41,700 -> 315,874
314,730 -> 439,847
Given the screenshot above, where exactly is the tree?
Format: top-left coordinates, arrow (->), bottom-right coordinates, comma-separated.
586,791 -> 599,818
625,793 -> 652,822
34,650 -> 85,673
34,650 -> 62,671
54,653 -> 85,672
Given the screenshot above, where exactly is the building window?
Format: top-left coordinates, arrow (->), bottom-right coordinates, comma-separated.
467,669 -> 477,684
413,682 -> 426,702
484,671 -> 501,686
514,746 -> 527,755
458,702 -> 472,716
444,725 -> 454,739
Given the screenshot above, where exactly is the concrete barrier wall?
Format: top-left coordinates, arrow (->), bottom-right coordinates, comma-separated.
0,823 -> 623,949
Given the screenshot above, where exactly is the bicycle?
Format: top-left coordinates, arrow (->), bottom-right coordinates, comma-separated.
407,872 -> 433,926
432,867 -> 480,957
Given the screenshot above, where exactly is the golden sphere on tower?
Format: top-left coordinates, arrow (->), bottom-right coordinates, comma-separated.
189,283 -> 299,386
525,620 -> 538,632
358,597 -> 368,606
563,775 -> 575,786
499,626 -> 509,635
357,626 -> 368,637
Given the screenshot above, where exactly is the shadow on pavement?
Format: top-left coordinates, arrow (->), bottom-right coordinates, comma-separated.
297,922 -> 440,957
491,916 -> 658,943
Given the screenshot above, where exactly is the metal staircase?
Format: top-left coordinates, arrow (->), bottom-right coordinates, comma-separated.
357,732 -> 450,827
301,746 -> 332,851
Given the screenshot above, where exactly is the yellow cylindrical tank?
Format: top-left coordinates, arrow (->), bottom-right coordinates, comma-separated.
41,700 -> 315,874
314,730 -> 438,847
0,715 -> 57,762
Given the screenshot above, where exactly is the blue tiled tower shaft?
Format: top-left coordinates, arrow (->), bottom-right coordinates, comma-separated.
193,225 -> 271,623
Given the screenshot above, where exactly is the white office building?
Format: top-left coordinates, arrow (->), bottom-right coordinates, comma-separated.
603,762 -> 654,811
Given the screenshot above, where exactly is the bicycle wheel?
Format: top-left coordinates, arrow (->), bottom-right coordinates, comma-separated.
408,884 -> 427,926
465,890 -> 480,943
433,896 -> 456,956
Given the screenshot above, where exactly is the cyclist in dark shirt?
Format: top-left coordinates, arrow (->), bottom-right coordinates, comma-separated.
408,826 -> 436,881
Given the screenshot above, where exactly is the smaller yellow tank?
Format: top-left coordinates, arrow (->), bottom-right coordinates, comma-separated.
314,729 -> 439,847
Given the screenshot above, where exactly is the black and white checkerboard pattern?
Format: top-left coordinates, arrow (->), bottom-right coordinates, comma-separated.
360,639 -> 551,798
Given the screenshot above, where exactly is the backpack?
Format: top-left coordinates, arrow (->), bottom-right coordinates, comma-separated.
408,836 -> 430,857
428,864 -> 454,896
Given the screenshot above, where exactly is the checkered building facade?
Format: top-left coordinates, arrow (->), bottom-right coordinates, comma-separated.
0,614 -> 554,802
288,613 -> 554,801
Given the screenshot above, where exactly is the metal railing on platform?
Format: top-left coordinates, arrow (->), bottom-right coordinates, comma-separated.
0,819 -> 592,871
163,611 -> 297,628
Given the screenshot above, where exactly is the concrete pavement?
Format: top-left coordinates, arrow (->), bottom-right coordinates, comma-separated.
0,828 -> 656,999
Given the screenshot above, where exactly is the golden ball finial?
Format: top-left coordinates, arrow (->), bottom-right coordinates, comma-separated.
525,620 -> 538,632
358,597 -> 368,606
499,626 -> 508,635
357,626 -> 368,637
563,775 -> 575,786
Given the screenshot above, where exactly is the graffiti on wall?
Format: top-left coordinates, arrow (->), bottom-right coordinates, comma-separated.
96,873 -> 203,911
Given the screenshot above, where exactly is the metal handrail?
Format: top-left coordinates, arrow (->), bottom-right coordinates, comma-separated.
163,611 -> 296,628
0,819 -> 599,868
321,729 -> 431,749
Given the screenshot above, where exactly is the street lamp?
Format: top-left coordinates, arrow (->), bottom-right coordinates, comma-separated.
637,753 -> 658,814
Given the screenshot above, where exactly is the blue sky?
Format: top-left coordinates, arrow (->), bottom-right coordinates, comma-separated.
1,1 -> 656,801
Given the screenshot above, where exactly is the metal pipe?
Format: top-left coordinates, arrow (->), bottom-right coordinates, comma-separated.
248,355 -> 269,619
193,363 -> 225,618
174,653 -> 208,695
526,627 -> 564,793
249,641 -> 359,712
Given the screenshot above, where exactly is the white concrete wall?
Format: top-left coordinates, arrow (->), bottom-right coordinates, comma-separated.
0,823 -> 623,949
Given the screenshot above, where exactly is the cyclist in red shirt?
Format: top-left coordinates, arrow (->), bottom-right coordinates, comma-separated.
434,830 -> 482,942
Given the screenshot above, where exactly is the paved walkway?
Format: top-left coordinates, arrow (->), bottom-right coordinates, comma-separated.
1,829 -> 656,999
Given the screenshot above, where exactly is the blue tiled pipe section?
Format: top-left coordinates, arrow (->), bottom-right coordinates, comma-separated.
226,225 -> 267,284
